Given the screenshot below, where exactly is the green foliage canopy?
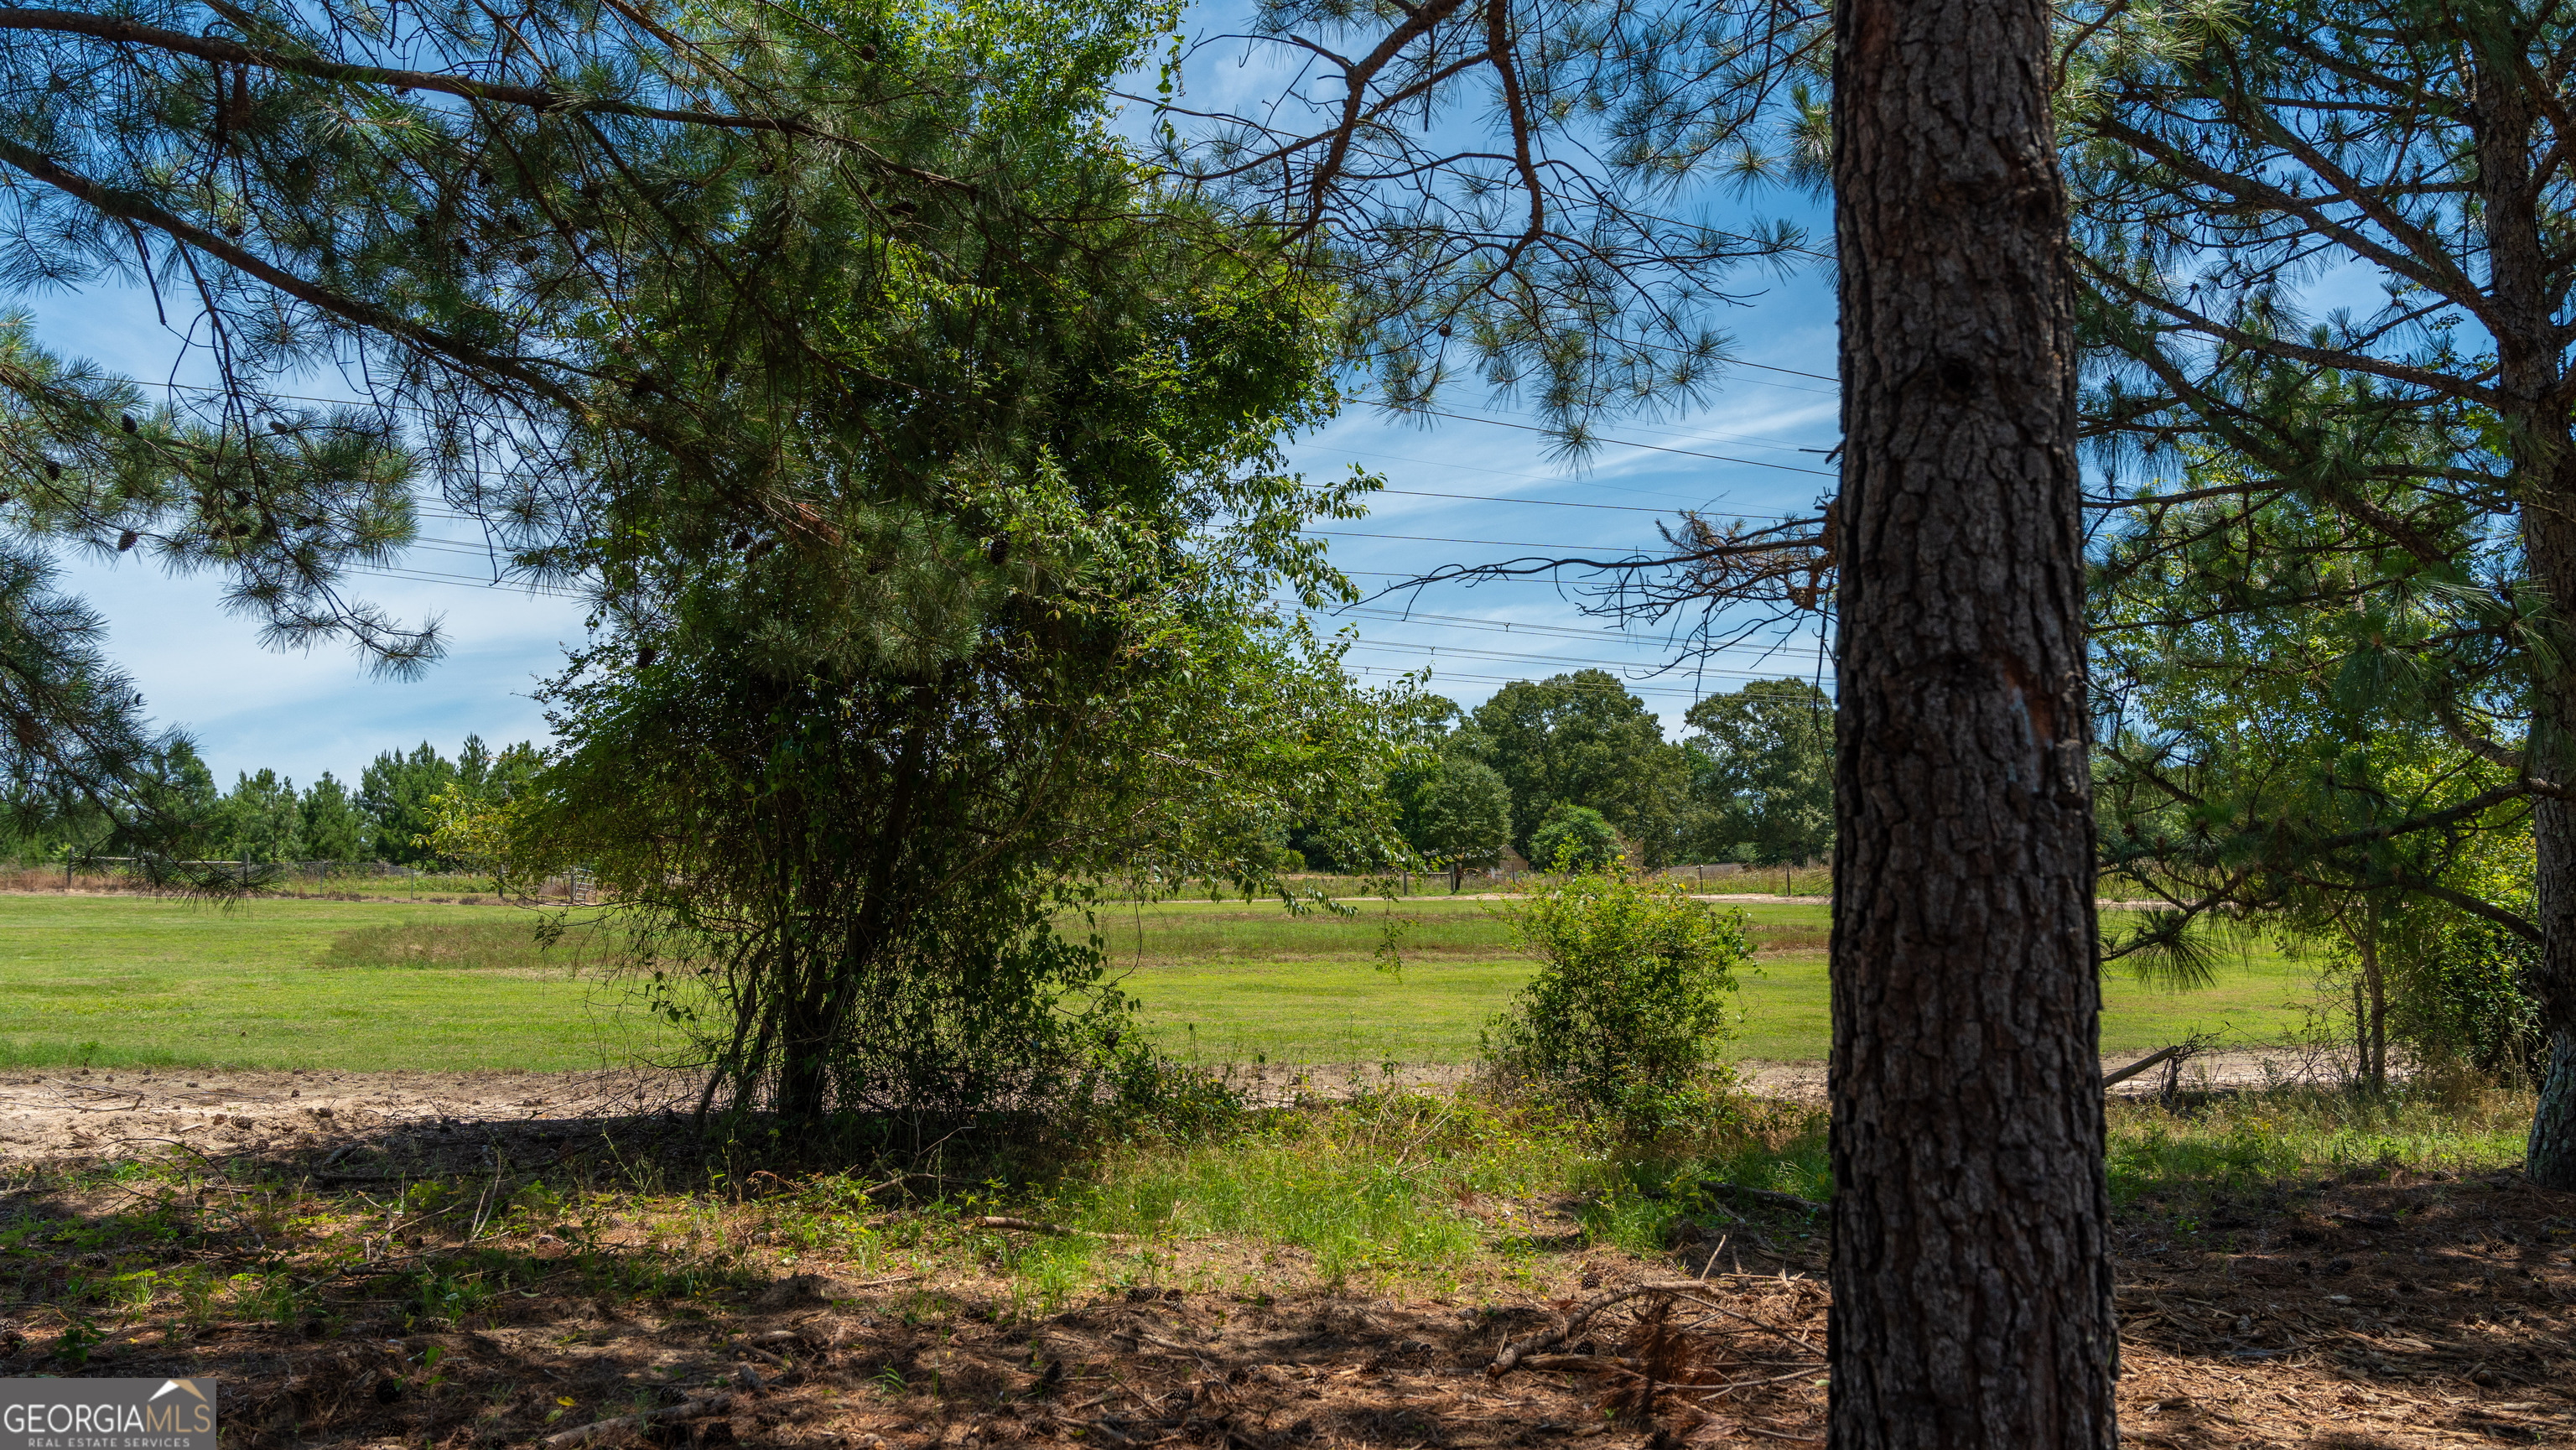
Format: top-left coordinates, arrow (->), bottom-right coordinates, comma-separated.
1684,677 -> 1832,865
1463,670 -> 1695,867
1402,751 -> 1514,891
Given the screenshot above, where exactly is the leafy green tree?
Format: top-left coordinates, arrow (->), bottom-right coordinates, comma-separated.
1685,678 -> 1833,865
299,772 -> 366,864
358,744 -> 455,865
0,0 -> 1044,873
1404,752 -> 1513,891
1467,671 -> 1693,867
1530,804 -> 1621,873
217,768 -> 303,864
2090,461 -> 2539,1086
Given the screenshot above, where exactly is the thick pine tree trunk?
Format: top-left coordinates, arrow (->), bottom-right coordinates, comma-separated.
1826,0 -> 2118,1442
2468,55 -> 2576,1188
2516,555 -> 2576,1186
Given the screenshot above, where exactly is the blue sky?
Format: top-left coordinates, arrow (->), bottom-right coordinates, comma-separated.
36,18 -> 1846,790
43,260 -> 1842,795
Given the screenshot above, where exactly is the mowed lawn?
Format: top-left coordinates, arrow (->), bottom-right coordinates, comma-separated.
0,891 -> 2316,1071
0,893 -> 661,1072
1098,897 -> 2315,1064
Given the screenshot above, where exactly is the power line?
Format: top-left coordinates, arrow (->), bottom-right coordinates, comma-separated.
1341,662 -> 1747,702
1304,528 -> 1674,552
1337,637 -> 1810,683
1299,599 -> 1824,653
344,563 -> 580,596
1733,358 -> 1836,384
1290,450 -> 1806,517
1426,397 -> 1835,455
98,372 -> 1837,482
1410,409 -> 1836,476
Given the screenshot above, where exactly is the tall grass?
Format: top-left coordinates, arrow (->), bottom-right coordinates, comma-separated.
319,919 -> 583,973
938,1088 -> 1836,1304
2106,1075 -> 2534,1198
966,1075 -> 2523,1304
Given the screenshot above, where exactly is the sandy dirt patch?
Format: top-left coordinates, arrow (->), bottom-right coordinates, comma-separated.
1737,1047 -> 2327,1106
0,1065 -> 696,1168
0,1047 -> 2337,1167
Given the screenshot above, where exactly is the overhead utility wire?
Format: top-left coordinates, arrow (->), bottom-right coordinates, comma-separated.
102,371 -> 1839,455
97,374 -> 1837,479
1289,599 -> 1826,653
1294,444 -> 1801,512
1305,528 -> 1691,551
1337,637 -> 1805,683
1340,662 -> 1732,701
1410,409 -> 1837,477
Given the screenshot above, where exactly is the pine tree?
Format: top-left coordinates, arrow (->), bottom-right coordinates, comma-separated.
300,772 -> 366,865
358,743 -> 454,865
1826,0 -> 2116,1440
2063,0 -> 2576,1184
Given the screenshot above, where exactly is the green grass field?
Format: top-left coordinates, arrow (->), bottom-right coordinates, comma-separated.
0,894 -> 656,1072
1100,897 -> 2314,1063
0,891 -> 2316,1072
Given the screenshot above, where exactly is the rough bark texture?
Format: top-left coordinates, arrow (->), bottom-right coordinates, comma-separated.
2468,52 -> 2576,1189
2512,534 -> 2576,1189
1826,0 -> 2118,1442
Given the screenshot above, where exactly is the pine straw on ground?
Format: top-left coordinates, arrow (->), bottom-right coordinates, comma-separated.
2,1130 -> 2573,1447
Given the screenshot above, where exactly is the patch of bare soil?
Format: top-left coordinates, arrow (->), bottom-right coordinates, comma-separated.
4,1151 -> 2573,1448
7,1076 -> 2572,1448
1737,1049 -> 2315,1106
3,1049 -> 2289,1159
0,1067 -> 696,1167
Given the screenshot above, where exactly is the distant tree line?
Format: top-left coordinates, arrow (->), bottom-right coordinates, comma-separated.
1296,668 -> 1834,885
9,734 -> 537,868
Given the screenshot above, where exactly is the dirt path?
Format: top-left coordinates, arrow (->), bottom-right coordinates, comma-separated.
0,1046 -> 2334,1166
0,1065 -> 694,1167
1742,1047 -> 2329,1105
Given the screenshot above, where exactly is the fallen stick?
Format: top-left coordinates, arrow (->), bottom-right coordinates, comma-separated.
1490,1279 -> 1826,1376
859,1172 -> 974,1199
1514,1353 -> 1644,1374
966,1215 -> 1082,1235
542,1392 -> 735,1448
1489,1282 -> 1673,1375
2101,1044 -> 2184,1091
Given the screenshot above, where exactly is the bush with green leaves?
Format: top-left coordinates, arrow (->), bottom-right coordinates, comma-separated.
2390,920 -> 2544,1084
1483,865 -> 1751,1129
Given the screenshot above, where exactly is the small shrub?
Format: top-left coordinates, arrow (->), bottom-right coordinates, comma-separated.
1483,862 -> 1751,1130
